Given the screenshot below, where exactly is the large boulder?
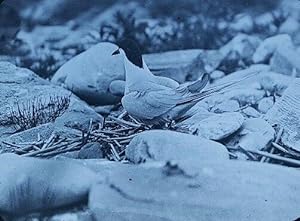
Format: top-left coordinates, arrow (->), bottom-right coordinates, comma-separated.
0,154 -> 97,217
143,49 -> 224,83
125,130 -> 229,164
0,62 -> 103,152
219,34 -> 261,72
279,17 -> 300,45
252,34 -> 294,64
51,42 -> 125,105
89,160 -> 300,221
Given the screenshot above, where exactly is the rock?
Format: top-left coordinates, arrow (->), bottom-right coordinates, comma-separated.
143,49 -> 223,83
230,14 -> 254,33
220,34 -> 261,59
54,101 -> 103,131
93,105 -> 115,116
46,210 -> 94,221
257,97 -> 274,114
253,12 -> 277,36
259,71 -> 293,95
199,50 -> 225,74
51,42 -> 125,105
15,24 -> 96,78
208,88 -> 265,107
270,45 -> 300,76
241,107 -> 261,118
252,34 -> 294,63
219,34 -> 261,69
210,70 -> 225,81
189,66 -> 271,113
279,17 -> 300,45
0,62 -> 103,139
109,80 -> 125,97
89,160 -> 300,221
177,112 -> 244,140
0,123 -> 64,152
78,142 -> 104,159
238,118 -> 275,151
125,130 -> 229,164
265,79 -> 300,151
212,100 -> 240,113
281,0 -> 300,21
0,154 -> 96,217
57,150 -> 81,159
179,106 -> 214,122
203,66 -> 294,107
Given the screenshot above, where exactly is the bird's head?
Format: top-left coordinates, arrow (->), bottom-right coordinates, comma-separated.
111,39 -> 143,69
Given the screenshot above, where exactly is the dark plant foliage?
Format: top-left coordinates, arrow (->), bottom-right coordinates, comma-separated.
100,9 -> 233,53
20,55 -> 59,79
0,95 -> 71,131
100,10 -> 152,53
145,0 -> 281,18
99,0 -> 281,53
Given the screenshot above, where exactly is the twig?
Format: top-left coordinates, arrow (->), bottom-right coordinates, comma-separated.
118,111 -> 127,119
39,142 -> 83,157
129,115 -> 141,125
22,138 -> 81,157
250,149 -> 300,167
41,133 -> 56,150
108,116 -> 141,128
109,143 -> 121,161
238,145 -> 258,161
263,128 -> 284,163
2,141 -> 23,149
271,142 -> 289,154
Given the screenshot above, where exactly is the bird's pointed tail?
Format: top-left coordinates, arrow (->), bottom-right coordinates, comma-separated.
178,70 -> 260,104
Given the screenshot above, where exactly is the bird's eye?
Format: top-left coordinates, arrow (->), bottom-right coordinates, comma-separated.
112,49 -> 120,56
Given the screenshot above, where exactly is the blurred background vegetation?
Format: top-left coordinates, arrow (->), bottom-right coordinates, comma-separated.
0,0 -> 292,77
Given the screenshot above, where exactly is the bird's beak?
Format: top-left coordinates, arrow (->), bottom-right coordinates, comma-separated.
112,48 -> 120,56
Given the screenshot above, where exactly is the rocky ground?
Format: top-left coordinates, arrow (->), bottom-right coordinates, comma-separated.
0,0 -> 300,220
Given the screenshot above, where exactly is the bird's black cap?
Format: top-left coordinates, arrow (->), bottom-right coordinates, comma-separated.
118,38 -> 143,68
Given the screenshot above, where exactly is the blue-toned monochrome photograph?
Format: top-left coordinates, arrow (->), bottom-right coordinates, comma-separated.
0,0 -> 300,220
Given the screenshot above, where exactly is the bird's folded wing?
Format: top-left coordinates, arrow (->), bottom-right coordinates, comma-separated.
176,73 -> 209,94
187,73 -> 209,93
123,89 -> 181,120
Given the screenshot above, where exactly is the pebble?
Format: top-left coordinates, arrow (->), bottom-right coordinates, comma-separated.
238,118 -> 275,151
257,97 -> 274,114
78,142 -> 104,159
210,70 -> 225,81
241,106 -> 261,118
177,112 -> 244,140
212,100 -> 240,113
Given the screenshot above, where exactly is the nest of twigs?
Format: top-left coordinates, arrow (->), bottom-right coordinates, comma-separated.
4,111 -> 149,161
3,110 -> 300,168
